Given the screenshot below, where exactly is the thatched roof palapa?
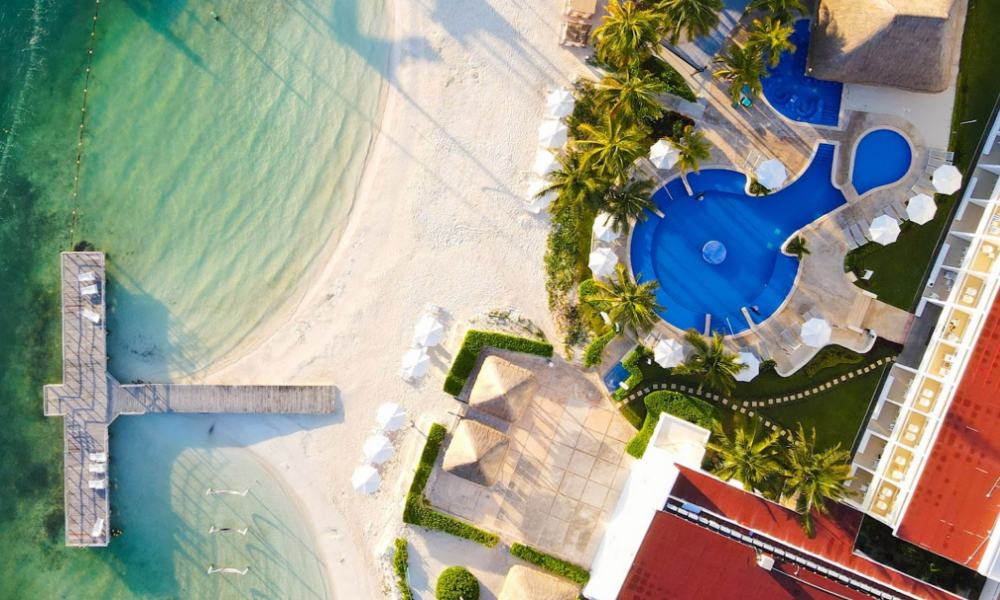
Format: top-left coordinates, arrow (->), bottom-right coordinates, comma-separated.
442,420 -> 510,486
808,0 -> 963,93
498,565 -> 581,600
468,355 -> 536,423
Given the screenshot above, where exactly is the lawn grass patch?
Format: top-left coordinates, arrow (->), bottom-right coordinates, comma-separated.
403,423 -> 500,548
393,538 -> 414,600
625,392 -> 720,458
803,345 -> 863,377
443,331 -> 553,396
510,543 -> 590,585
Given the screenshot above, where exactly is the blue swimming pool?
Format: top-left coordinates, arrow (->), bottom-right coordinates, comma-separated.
760,20 -> 843,127
603,361 -> 631,393
629,145 -> 845,335
851,129 -> 913,196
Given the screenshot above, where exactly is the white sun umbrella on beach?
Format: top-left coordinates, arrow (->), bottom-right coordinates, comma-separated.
931,164 -> 962,195
648,139 -> 680,170
376,403 -> 406,432
414,313 -> 445,347
592,213 -> 620,243
400,347 -> 431,379
362,434 -> 394,465
533,150 -> 560,178
545,86 -> 575,118
869,214 -> 901,245
588,247 -> 618,279
734,352 -> 760,382
538,119 -> 568,148
524,179 -> 556,214
907,193 -> 937,225
653,338 -> 686,368
351,465 -> 382,495
800,317 -> 833,348
755,159 -> 788,189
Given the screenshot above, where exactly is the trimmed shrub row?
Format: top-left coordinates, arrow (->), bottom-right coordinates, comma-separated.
403,422 -> 500,548
393,538 -> 413,600
804,345 -> 863,378
613,345 -> 651,400
443,330 -> 554,396
510,543 -> 590,585
625,391 -> 720,458
584,330 -> 617,368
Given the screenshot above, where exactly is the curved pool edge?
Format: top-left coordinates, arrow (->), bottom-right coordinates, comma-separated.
847,125 -> 917,198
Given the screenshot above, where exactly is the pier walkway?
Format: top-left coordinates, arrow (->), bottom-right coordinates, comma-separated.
43,252 -> 336,547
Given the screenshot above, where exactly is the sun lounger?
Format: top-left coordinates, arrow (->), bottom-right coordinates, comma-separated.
88,479 -> 106,490
89,452 -> 107,462
82,309 -> 101,324
847,224 -> 866,245
91,517 -> 105,538
80,285 -> 99,297
88,463 -> 106,474
756,342 -> 771,362
841,228 -> 860,249
857,220 -> 872,240
78,272 -> 96,283
929,149 -> 954,161
780,329 -> 801,351
890,200 -> 909,221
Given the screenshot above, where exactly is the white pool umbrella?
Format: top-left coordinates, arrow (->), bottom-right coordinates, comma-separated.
376,403 -> 406,431
588,247 -> 618,279
734,352 -> 760,382
400,347 -> 431,379
414,313 -> 445,347
906,194 -> 937,225
653,338 -> 685,368
545,87 -> 575,118
649,139 -> 680,170
538,119 -> 568,148
756,159 -> 788,189
869,214 -> 901,245
800,317 -> 832,348
533,150 -> 560,177
932,164 -> 962,194
592,213 -> 620,243
362,434 -> 394,465
524,179 -> 556,214
351,465 -> 382,494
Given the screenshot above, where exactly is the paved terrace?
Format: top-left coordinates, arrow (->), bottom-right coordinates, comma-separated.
43,252 -> 336,547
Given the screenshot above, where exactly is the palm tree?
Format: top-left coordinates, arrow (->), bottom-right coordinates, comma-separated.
540,151 -> 612,219
670,124 -> 713,193
781,425 -> 855,537
746,0 -> 807,25
599,178 -> 657,234
672,328 -> 745,395
585,264 -> 664,335
785,235 -> 810,260
707,417 -> 784,497
656,0 -> 724,45
575,114 -> 650,181
746,17 -> 795,68
592,0 -> 663,69
713,43 -> 766,105
594,69 -> 669,122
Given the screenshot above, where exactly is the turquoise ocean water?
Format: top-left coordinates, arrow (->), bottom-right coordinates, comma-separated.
0,0 -> 389,597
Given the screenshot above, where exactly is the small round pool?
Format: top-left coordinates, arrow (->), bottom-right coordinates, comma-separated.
630,144 -> 846,335
852,129 -> 913,196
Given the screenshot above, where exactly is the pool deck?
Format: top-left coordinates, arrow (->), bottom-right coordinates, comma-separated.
43,252 -> 336,547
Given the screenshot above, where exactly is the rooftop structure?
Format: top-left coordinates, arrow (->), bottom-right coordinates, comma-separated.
498,565 -> 580,600
808,0 -> 964,93
44,252 -> 336,547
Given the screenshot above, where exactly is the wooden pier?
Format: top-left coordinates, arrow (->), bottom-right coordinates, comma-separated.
43,253 -> 336,548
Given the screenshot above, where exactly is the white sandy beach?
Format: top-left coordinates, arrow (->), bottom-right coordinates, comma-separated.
202,0 -> 596,597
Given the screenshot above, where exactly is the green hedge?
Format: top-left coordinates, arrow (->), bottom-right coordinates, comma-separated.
613,345 -> 651,400
625,392 -> 720,458
436,566 -> 481,600
804,346 -> 863,378
584,330 -> 617,368
443,330 -> 554,396
579,278 -> 599,302
393,538 -> 413,600
402,423 -> 500,548
510,543 -> 590,585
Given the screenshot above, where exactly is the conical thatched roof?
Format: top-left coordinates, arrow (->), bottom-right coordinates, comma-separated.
469,356 -> 536,422
808,0 -> 963,93
442,420 -> 510,486
498,566 -> 580,600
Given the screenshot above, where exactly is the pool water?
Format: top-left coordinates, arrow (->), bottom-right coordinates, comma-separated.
630,144 -> 844,335
603,361 -> 631,393
852,129 -> 913,196
760,20 -> 843,127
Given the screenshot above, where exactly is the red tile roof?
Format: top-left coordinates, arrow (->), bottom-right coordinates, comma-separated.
619,512 -> 874,600
897,297 -> 1000,569
670,467 -> 959,600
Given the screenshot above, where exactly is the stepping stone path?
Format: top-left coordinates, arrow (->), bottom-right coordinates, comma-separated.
615,357 -> 896,438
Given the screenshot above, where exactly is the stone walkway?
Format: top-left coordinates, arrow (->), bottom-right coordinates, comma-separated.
617,356 -> 895,437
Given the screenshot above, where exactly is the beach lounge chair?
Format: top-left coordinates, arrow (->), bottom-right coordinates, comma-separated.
91,518 -> 105,538
890,199 -> 909,221
857,220 -> 873,240
929,149 -> 954,161
779,329 -> 802,351
88,463 -> 106,474
83,309 -> 101,324
78,272 -> 96,283
841,227 -> 860,249
80,284 -> 99,297
756,342 -> 771,362
89,452 -> 107,462
88,479 -> 106,490
849,223 -> 868,244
